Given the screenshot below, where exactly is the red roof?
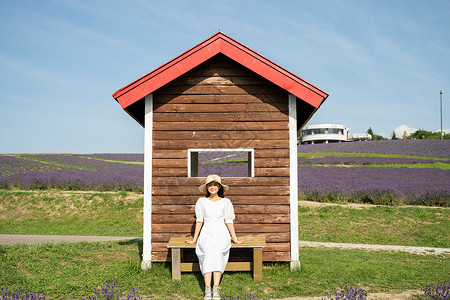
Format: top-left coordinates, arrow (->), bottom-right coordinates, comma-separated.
112,32 -> 328,110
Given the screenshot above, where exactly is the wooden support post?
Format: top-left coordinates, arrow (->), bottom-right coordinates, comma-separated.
253,248 -> 263,281
171,248 -> 181,281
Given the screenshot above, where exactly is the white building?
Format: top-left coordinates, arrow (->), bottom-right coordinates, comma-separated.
300,124 -> 372,144
300,124 -> 350,144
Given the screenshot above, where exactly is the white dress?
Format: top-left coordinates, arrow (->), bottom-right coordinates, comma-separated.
195,196 -> 235,275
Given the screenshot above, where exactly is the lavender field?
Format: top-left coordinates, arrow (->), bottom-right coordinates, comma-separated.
197,151 -> 249,177
0,140 -> 449,205
298,139 -> 449,206
0,154 -> 144,192
298,139 -> 449,158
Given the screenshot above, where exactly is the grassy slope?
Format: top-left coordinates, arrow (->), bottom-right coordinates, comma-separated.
1,190 -> 449,248
1,190 -> 449,298
299,205 -> 450,248
0,190 -> 143,237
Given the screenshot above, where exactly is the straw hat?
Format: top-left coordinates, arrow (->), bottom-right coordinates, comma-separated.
199,174 -> 229,193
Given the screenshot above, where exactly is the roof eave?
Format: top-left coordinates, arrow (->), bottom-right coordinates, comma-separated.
112,32 -> 329,111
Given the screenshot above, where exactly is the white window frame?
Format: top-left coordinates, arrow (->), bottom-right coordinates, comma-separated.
187,148 -> 255,177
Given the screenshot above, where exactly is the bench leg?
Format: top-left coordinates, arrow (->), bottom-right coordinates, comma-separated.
171,248 -> 181,281
253,248 -> 263,281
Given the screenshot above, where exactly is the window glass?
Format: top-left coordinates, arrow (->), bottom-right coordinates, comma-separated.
188,149 -> 254,177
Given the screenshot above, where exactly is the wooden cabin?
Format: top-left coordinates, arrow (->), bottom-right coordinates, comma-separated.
112,32 -> 328,269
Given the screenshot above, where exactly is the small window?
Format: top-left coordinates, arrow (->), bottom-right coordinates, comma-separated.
330,128 -> 342,135
188,149 -> 254,177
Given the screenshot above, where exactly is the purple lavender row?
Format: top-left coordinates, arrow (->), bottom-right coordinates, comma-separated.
198,163 -> 248,177
0,155 -> 74,177
198,151 -> 249,177
298,166 -> 450,206
298,139 -> 450,158
80,153 -> 144,162
26,154 -> 141,170
298,156 -> 449,165
1,167 -> 144,192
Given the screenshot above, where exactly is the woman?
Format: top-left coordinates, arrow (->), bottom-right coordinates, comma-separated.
186,174 -> 244,300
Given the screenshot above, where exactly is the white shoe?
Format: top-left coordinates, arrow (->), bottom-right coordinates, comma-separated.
212,286 -> 221,300
204,286 -> 212,300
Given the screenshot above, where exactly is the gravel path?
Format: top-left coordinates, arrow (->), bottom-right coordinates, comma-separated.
2,234 -> 448,256
301,241 -> 450,255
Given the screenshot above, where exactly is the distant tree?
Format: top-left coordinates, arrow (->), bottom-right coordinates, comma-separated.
409,129 -> 433,139
408,129 -> 450,139
367,127 -> 387,140
391,131 -> 398,140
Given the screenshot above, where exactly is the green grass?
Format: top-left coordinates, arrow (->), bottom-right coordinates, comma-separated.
201,158 -> 248,164
0,190 -> 143,236
0,241 -> 448,299
299,205 -> 450,248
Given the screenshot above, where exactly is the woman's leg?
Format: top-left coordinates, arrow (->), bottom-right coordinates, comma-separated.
203,272 -> 212,287
212,272 -> 222,300
213,271 -> 222,286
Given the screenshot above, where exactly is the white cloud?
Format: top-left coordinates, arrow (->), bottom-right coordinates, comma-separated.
436,128 -> 450,134
394,125 -> 417,138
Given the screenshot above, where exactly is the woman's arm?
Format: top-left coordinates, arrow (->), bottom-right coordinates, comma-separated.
185,222 -> 203,244
226,223 -> 244,244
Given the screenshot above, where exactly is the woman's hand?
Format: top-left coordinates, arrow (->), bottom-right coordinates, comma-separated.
233,239 -> 244,244
185,239 -> 196,244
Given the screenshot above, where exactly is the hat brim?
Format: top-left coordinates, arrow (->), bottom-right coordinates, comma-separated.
199,180 -> 229,193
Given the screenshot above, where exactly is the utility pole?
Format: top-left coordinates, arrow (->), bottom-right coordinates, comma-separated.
441,90 -> 444,139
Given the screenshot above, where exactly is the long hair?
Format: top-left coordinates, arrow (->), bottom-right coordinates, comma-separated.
206,185 -> 225,198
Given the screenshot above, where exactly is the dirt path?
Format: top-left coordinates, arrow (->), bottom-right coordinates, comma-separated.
272,289 -> 422,300
0,234 -> 140,244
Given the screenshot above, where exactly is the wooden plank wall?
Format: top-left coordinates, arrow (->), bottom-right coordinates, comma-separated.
151,54 -> 291,262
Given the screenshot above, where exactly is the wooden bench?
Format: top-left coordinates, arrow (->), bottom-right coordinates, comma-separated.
167,236 -> 266,281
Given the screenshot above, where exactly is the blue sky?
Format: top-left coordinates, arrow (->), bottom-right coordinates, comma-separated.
1,0 -> 449,153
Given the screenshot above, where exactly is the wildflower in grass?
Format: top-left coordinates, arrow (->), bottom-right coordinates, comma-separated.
0,286 -> 47,300
80,279 -> 142,300
323,286 -> 367,300
421,282 -> 450,300
222,292 -> 265,300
